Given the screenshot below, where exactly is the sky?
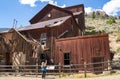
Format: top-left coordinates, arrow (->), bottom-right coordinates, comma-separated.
0,0 -> 120,28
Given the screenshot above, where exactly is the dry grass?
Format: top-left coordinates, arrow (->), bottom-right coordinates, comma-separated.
73,73 -> 97,78
85,17 -> 120,56
58,73 -> 97,78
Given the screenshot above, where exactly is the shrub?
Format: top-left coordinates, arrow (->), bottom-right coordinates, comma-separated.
84,30 -> 105,35
116,32 -> 120,42
85,30 -> 98,35
98,30 -> 106,33
116,47 -> 120,54
106,17 -> 116,25
91,12 -> 95,19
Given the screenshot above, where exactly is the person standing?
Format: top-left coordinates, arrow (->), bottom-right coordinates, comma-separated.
41,60 -> 47,79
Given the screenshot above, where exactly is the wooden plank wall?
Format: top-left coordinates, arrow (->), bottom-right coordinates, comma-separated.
39,8 -> 69,22
55,34 -> 110,65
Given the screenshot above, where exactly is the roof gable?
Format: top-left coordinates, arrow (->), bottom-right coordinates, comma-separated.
29,4 -> 73,24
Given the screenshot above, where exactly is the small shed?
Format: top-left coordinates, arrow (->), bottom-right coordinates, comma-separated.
55,34 -> 110,65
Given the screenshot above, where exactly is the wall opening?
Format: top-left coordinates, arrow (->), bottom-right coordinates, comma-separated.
92,57 -> 104,74
40,33 -> 47,45
64,52 -> 70,65
40,54 -> 45,60
6,52 -> 11,65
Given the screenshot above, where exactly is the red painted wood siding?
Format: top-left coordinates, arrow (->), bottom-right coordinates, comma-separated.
55,34 -> 110,65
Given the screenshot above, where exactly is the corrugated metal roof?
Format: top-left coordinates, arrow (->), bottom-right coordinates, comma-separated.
17,16 -> 71,31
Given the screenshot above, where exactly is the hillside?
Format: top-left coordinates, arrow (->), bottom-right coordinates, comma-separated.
85,15 -> 120,60
0,28 -> 10,32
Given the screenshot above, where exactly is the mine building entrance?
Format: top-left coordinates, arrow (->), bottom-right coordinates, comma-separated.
6,52 -> 11,65
92,57 -> 104,74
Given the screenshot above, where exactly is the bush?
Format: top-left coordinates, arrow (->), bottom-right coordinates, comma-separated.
85,30 -> 98,35
116,32 -> 120,42
116,47 -> 120,54
91,12 -> 95,19
106,17 -> 116,25
84,30 -> 105,35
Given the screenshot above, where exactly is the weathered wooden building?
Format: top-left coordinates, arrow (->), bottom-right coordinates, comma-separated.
0,29 -> 35,65
0,4 -> 85,65
16,4 -> 85,65
0,3 -> 110,68
0,33 -> 11,65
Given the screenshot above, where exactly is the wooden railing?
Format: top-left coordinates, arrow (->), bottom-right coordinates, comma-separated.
0,60 -> 120,77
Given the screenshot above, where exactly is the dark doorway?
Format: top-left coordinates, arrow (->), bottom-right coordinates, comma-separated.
6,53 -> 11,65
64,52 -> 70,65
40,54 -> 46,60
92,57 -> 104,74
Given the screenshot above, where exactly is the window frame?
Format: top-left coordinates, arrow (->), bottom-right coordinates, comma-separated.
40,33 -> 47,45
63,52 -> 70,65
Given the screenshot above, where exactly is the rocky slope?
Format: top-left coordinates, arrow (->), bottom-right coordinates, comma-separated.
85,16 -> 120,60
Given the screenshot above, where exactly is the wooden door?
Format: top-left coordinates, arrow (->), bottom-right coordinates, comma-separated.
6,53 -> 11,65
92,57 -> 104,74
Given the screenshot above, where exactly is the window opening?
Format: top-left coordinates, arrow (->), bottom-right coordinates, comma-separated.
48,13 -> 51,18
64,52 -> 70,65
40,33 -> 46,45
40,54 -> 45,60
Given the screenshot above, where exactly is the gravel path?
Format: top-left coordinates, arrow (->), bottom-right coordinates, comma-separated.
0,74 -> 120,80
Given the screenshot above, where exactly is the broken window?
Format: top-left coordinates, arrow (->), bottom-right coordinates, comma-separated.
40,33 -> 46,45
48,13 -> 52,18
64,52 -> 70,65
40,54 -> 45,60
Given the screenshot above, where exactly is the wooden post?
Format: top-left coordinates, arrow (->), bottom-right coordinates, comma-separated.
15,65 -> 19,76
36,58 -> 38,77
70,64 -> 72,75
59,63 -> 61,78
108,60 -> 111,74
84,62 -> 87,78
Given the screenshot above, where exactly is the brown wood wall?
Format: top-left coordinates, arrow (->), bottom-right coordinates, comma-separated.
66,4 -> 84,13
55,17 -> 79,38
39,8 -> 69,22
55,34 -> 110,65
21,17 -> 80,64
50,18 -> 80,62
38,4 -> 84,22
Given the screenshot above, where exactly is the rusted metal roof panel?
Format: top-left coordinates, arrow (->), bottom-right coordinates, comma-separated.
17,16 -> 71,31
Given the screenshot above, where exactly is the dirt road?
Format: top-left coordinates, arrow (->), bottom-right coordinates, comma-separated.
0,74 -> 120,80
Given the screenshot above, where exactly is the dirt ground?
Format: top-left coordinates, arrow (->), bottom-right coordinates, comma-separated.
0,74 -> 120,80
